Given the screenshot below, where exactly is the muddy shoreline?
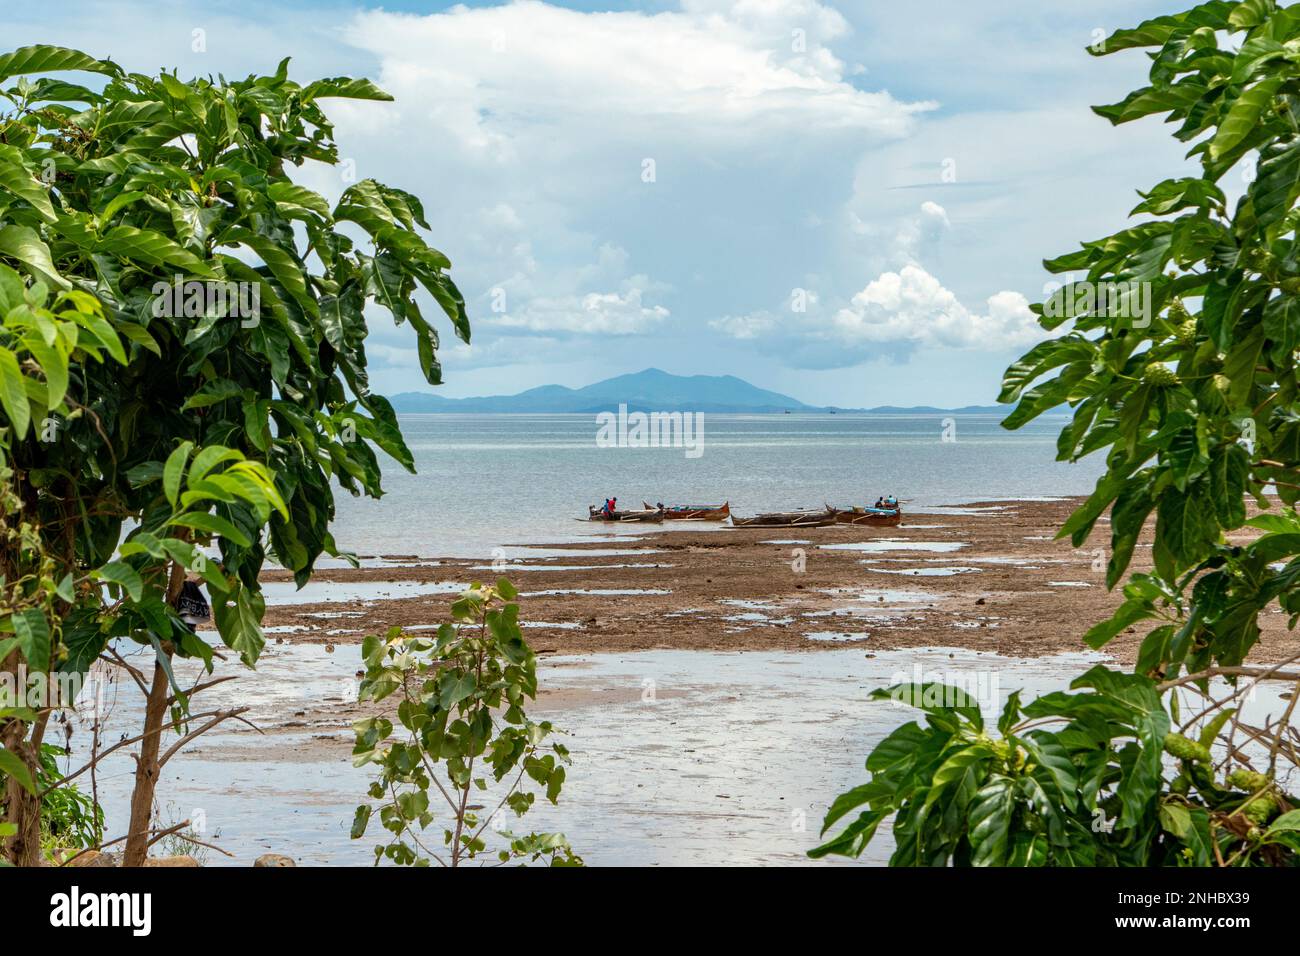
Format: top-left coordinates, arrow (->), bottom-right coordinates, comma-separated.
255,497 -> 1297,664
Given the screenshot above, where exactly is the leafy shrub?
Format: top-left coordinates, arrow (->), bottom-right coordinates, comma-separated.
36,744 -> 103,855
351,580 -> 581,867
815,0 -> 1300,866
0,45 -> 469,865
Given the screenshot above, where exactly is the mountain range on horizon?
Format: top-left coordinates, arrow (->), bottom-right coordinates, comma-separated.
386,368 -> 1008,415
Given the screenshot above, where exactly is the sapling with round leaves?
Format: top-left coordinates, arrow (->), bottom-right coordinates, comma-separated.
351,579 -> 581,867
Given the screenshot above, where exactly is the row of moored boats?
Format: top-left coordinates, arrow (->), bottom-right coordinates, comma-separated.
587,500 -> 901,528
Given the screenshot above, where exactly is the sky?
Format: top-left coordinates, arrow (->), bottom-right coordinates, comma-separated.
14,0 -> 1201,406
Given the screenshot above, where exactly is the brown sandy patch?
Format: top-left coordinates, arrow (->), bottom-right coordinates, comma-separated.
258,497 -> 1299,665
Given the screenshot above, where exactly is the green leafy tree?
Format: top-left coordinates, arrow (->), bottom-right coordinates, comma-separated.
0,46 -> 469,866
815,0 -> 1300,866
351,580 -> 581,867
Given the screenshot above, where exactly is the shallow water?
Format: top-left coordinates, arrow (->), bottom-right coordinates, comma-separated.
325,413 -> 1098,558
523,587 -> 671,596
817,587 -> 933,603
470,562 -> 670,572
58,640 -> 1173,866
862,565 -> 982,577
260,580 -> 464,606
805,631 -> 871,643
820,540 -> 965,554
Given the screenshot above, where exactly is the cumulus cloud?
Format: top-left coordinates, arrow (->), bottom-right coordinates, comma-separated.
323,0 -> 937,366
711,201 -> 1040,356
19,0 -> 1133,402
347,0 -> 931,143
892,200 -> 951,262
832,265 -> 1040,350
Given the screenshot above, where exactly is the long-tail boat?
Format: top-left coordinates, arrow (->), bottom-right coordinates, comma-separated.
835,505 -> 902,527
730,506 -> 838,528
643,501 -> 730,521
588,505 -> 665,523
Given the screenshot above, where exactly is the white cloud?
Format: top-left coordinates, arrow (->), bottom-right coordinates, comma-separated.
710,311 -> 778,339
832,264 -> 1040,350
348,0 -> 931,142
711,202 -> 1040,355
17,0 -> 1184,404
891,200 -> 950,261
485,285 -> 670,335
329,0 -> 935,364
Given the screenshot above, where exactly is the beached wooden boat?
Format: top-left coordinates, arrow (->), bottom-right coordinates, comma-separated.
730,507 -> 838,528
835,506 -> 902,527
643,501 -> 730,521
588,506 -> 665,523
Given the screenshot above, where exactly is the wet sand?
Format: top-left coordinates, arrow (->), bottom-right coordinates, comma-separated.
79,641 -> 1295,866
70,497 -> 1297,865
260,497 -> 1299,665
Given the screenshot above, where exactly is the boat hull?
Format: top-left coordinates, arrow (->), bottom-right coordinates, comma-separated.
835,508 -> 902,527
643,501 -> 730,521
730,508 -> 838,528
588,507 -> 664,523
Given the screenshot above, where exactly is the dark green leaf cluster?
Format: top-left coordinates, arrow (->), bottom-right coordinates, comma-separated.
0,45 -> 469,677
816,1 -> 1300,867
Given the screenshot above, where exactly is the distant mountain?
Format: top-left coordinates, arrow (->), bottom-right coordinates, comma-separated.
386,369 -> 1013,415
388,368 -> 814,413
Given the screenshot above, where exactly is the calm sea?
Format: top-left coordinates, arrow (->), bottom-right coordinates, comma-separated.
326,412 -> 1102,559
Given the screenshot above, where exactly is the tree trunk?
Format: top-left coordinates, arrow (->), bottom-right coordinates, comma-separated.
122,558 -> 185,868
0,719 -> 41,867
0,639 -> 46,867
121,652 -> 171,867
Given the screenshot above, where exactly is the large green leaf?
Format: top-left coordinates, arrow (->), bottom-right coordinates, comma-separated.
0,747 -> 36,795
95,561 -> 143,601
0,224 -> 66,288
167,511 -> 253,548
1089,2 -> 1234,56
212,585 -> 266,666
11,608 -> 51,673
0,157 -> 56,223
95,225 -> 217,277
20,332 -> 68,410
1209,76 -> 1283,159
0,45 -> 120,81
301,77 -> 393,102
1252,137 -> 1300,231
808,808 -> 889,859
0,346 -> 31,439
968,776 -> 1015,866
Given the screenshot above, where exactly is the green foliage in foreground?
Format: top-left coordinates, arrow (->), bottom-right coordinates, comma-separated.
0,44 -> 468,865
813,673 -> 1300,865
816,0 -> 1300,866
351,580 -> 581,867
